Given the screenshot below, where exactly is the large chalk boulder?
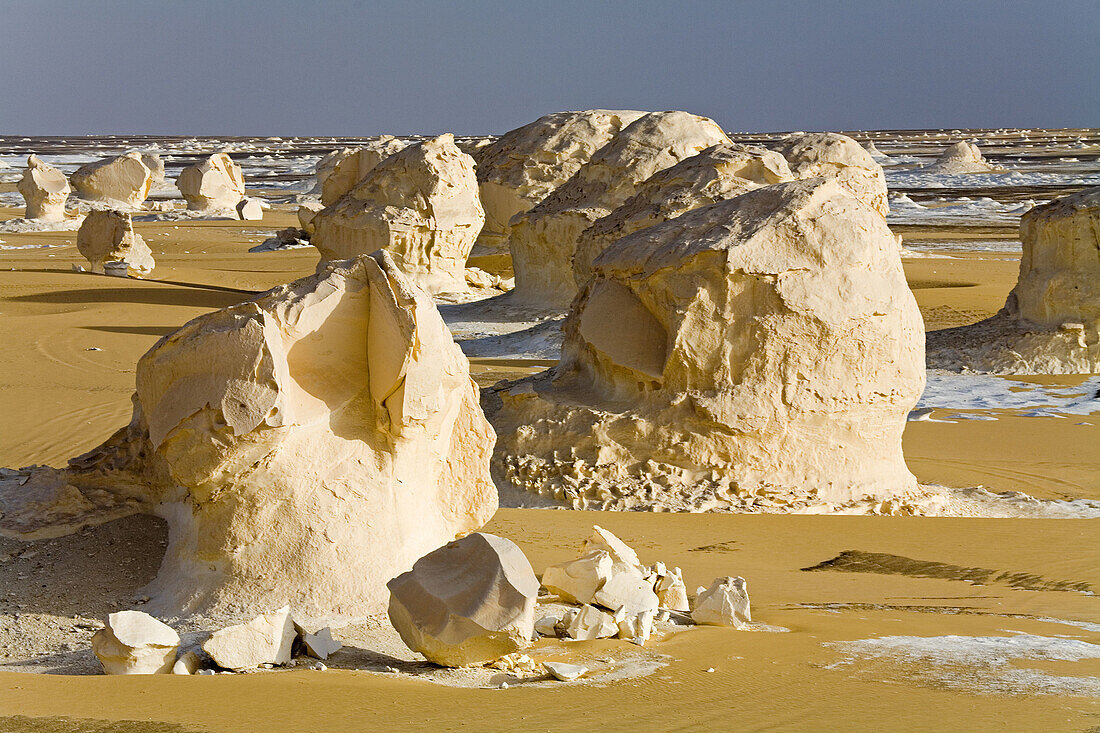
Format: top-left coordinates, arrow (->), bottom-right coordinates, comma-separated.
927,186 -> 1100,373
508,111 -> 731,306
311,134 -> 484,294
317,136 -> 411,206
91,610 -> 180,674
176,153 -> 246,211
775,132 -> 889,217
76,210 -> 155,276
70,152 -> 152,208
387,532 -> 539,667
491,178 -> 925,511
474,110 -> 646,251
18,155 -> 70,220
925,141 -> 999,173
572,143 -> 793,286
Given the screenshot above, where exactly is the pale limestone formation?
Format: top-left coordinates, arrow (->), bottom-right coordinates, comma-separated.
300,627 -> 342,660
202,607 -> 297,670
311,134 -> 484,294
0,252 -> 497,620
139,153 -> 166,185
572,143 -> 793,285
927,187 -> 1100,373
775,132 -> 889,216
655,566 -> 689,612
76,210 -> 155,276
387,533 -> 539,667
236,198 -> 264,220
541,550 -> 613,605
509,111 -> 732,306
70,152 -> 152,208
565,604 -> 618,640
18,155 -> 70,220
91,610 -> 180,675
176,153 -> 245,211
691,577 -> 751,628
926,141 -> 999,173
474,110 -> 646,251
318,137 -> 411,206
297,202 -> 324,234
491,178 -> 925,511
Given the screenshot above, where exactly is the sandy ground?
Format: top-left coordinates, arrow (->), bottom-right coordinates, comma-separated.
0,204 -> 1097,730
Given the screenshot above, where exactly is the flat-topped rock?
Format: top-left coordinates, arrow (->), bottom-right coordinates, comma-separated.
91,610 -> 180,675
71,152 -> 152,208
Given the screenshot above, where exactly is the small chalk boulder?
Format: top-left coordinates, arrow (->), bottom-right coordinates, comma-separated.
91,610 -> 180,675
300,627 -> 342,660
76,210 -> 155,276
541,550 -> 613,605
176,153 -> 245,212
202,607 -> 297,670
18,155 -> 70,221
236,197 -> 264,221
565,604 -> 619,640
691,577 -> 751,628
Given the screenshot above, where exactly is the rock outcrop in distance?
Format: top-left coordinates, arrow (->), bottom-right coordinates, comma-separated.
927,186 -> 1100,373
508,111 -> 732,307
775,132 -> 890,217
490,178 -> 925,512
316,136 -> 411,206
473,110 -> 646,252
76,210 -> 155,277
18,155 -> 71,221
311,134 -> 484,294
924,140 -> 1000,173
0,252 -> 497,622
70,152 -> 153,208
176,153 -> 246,212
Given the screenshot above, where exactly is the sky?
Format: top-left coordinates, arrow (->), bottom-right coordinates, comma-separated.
1,0 -> 1097,135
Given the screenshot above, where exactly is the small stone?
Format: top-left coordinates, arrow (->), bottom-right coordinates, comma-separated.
236,197 -> 264,221
197,669 -> 216,675
91,610 -> 179,675
534,614 -> 561,637
300,626 -> 341,660
172,650 -> 202,675
543,661 -> 588,681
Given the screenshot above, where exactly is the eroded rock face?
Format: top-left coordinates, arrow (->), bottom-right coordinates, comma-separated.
387,532 -> 538,667
317,137 -> 411,206
91,610 -> 180,674
71,152 -> 152,208
572,143 -> 793,286
474,110 -> 646,251
311,134 -> 484,294
76,210 -> 155,276
508,111 -> 732,306
927,187 -> 1100,373
18,155 -> 71,220
775,132 -> 889,217
1,252 -> 497,621
491,178 -> 925,511
176,153 -> 246,212
926,141 -> 999,173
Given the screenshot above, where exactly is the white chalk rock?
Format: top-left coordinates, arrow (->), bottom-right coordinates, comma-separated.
581,525 -> 643,571
534,614 -> 562,637
509,110 -> 732,306
138,153 -> 166,185
565,604 -> 619,640
172,650 -> 202,675
492,178 -> 925,510
202,607 -> 297,670
18,155 -> 71,221
655,567 -> 690,612
593,571 -> 659,615
301,627 -> 342,660
91,610 -> 180,675
70,152 -> 152,208
297,201 -> 323,234
387,532 -> 539,667
317,137 -> 411,206
176,153 -> 245,212
543,661 -> 588,681
541,550 -> 613,605
926,141 -> 999,173
311,134 -> 484,294
236,197 -> 264,221
76,210 -> 155,276
775,132 -> 889,216
614,607 -> 655,645
691,577 -> 751,628
572,142 -> 793,284
474,110 -> 646,250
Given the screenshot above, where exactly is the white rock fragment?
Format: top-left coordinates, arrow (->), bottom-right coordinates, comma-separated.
91,610 -> 180,675
172,650 -> 202,675
236,197 -> 264,221
301,627 -> 342,660
534,614 -> 562,637
655,566 -> 690,612
543,661 -> 588,681
201,606 -> 297,670
565,604 -> 618,640
71,152 -> 152,208
18,155 -> 70,221
297,201 -> 323,234
76,210 -> 155,276
592,571 -> 658,615
691,577 -> 751,628
582,525 -> 643,572
614,607 -> 655,646
176,153 -> 246,212
541,550 -> 613,605
490,653 -> 539,676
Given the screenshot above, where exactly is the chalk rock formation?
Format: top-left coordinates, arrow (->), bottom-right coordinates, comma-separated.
138,153 -> 166,185
691,576 -> 751,628
317,137 -> 411,206
387,532 -> 539,667
927,187 -> 1100,373
176,153 -> 245,211
474,110 -> 646,251
76,210 -> 155,276
311,134 -> 484,294
926,141 -> 999,173
297,201 -> 324,234
70,152 -> 152,208
572,143 -> 793,285
18,155 -> 70,220
509,111 -> 732,306
491,178 -> 925,511
0,252 -> 497,620
541,550 -> 613,604
236,197 -> 264,220
655,567 -> 689,612
91,610 -> 180,675
566,604 -> 619,640
202,607 -> 296,670
775,132 -> 889,217
300,627 -> 342,660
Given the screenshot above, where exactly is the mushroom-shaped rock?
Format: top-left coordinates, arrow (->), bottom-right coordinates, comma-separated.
491,178 -> 925,510
474,110 -> 646,251
70,152 -> 152,208
387,532 -> 539,667
91,610 -> 180,674
1,251 -> 497,621
311,134 -> 484,294
775,132 -> 889,217
572,142 -> 793,285
18,155 -> 71,220
926,141 -> 999,173
202,607 -> 297,670
508,111 -> 732,306
317,136 -> 411,206
927,186 -> 1100,373
176,153 -> 245,211
76,210 -> 155,276
691,577 -> 751,628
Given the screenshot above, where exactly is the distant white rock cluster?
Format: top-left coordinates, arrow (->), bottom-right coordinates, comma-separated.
923,140 -> 1000,173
